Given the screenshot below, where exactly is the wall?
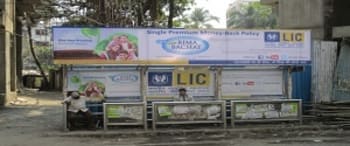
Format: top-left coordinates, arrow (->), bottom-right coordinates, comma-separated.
292,66 -> 311,104
30,24 -> 51,45
0,0 -> 16,106
312,41 -> 338,103
333,41 -> 350,101
261,0 -> 326,40
278,0 -> 324,28
280,0 -> 325,39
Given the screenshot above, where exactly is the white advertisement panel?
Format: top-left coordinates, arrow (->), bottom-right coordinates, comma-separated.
53,27 -> 311,65
221,70 -> 283,97
67,70 -> 141,97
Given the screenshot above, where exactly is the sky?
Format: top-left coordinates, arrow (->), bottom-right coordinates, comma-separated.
193,0 -> 234,28
192,0 -> 258,28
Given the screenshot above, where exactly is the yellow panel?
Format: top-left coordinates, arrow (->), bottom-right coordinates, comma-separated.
281,32 -> 304,42
172,69 -> 210,87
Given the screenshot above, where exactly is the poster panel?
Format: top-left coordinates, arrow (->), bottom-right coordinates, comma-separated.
221,70 -> 283,97
53,27 -> 311,65
106,104 -> 143,122
146,70 -> 215,98
67,70 -> 141,98
157,104 -> 222,121
235,102 -> 299,120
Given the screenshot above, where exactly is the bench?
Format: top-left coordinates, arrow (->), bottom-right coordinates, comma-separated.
63,101 -> 103,131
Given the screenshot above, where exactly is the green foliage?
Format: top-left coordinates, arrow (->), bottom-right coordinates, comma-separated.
50,0 -> 195,27
226,1 -> 277,29
35,46 -> 57,70
23,46 -> 59,72
182,8 -> 220,29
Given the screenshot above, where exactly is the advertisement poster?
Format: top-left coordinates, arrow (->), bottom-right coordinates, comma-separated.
235,102 -> 299,120
221,70 -> 283,97
146,70 -> 215,97
53,27 -> 311,65
157,104 -> 222,121
67,70 -> 141,97
106,104 -> 143,122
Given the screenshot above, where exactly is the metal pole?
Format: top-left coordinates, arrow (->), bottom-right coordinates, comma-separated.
231,101 -> 235,128
103,103 -> 108,131
298,99 -> 303,125
144,102 -> 148,130
62,65 -> 68,131
152,103 -> 156,130
222,102 -> 227,129
141,67 -> 148,130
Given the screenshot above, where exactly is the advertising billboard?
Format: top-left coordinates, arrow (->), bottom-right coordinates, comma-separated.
67,70 -> 141,97
221,70 -> 284,97
53,27 -> 311,65
146,69 -> 215,98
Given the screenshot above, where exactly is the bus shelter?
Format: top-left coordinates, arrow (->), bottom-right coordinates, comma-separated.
53,27 -> 310,131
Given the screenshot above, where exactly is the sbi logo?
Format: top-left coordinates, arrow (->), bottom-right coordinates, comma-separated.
109,74 -> 138,83
157,36 -> 209,55
265,32 -> 304,42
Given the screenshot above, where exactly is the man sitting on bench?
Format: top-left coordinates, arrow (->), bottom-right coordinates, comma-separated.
62,91 -> 95,130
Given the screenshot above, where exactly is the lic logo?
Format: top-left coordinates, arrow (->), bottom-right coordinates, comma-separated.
150,73 -> 172,86
264,32 -> 280,42
152,74 -> 168,84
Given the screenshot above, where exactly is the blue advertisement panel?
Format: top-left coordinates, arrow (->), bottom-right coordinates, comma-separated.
148,72 -> 173,87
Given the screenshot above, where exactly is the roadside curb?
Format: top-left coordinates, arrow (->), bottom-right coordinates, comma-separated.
44,124 -> 346,139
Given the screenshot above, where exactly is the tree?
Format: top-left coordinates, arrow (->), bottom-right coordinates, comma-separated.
16,0 -> 195,90
25,22 -> 50,90
168,0 -> 175,28
183,8 -> 220,29
226,1 -> 277,29
29,0 -> 194,28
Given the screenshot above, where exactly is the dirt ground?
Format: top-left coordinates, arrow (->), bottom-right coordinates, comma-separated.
1,90 -> 350,146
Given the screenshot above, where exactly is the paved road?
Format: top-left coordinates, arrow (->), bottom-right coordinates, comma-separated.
0,91 -> 349,146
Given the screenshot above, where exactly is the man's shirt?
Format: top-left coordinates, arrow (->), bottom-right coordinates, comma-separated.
173,94 -> 194,101
63,96 -> 89,113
